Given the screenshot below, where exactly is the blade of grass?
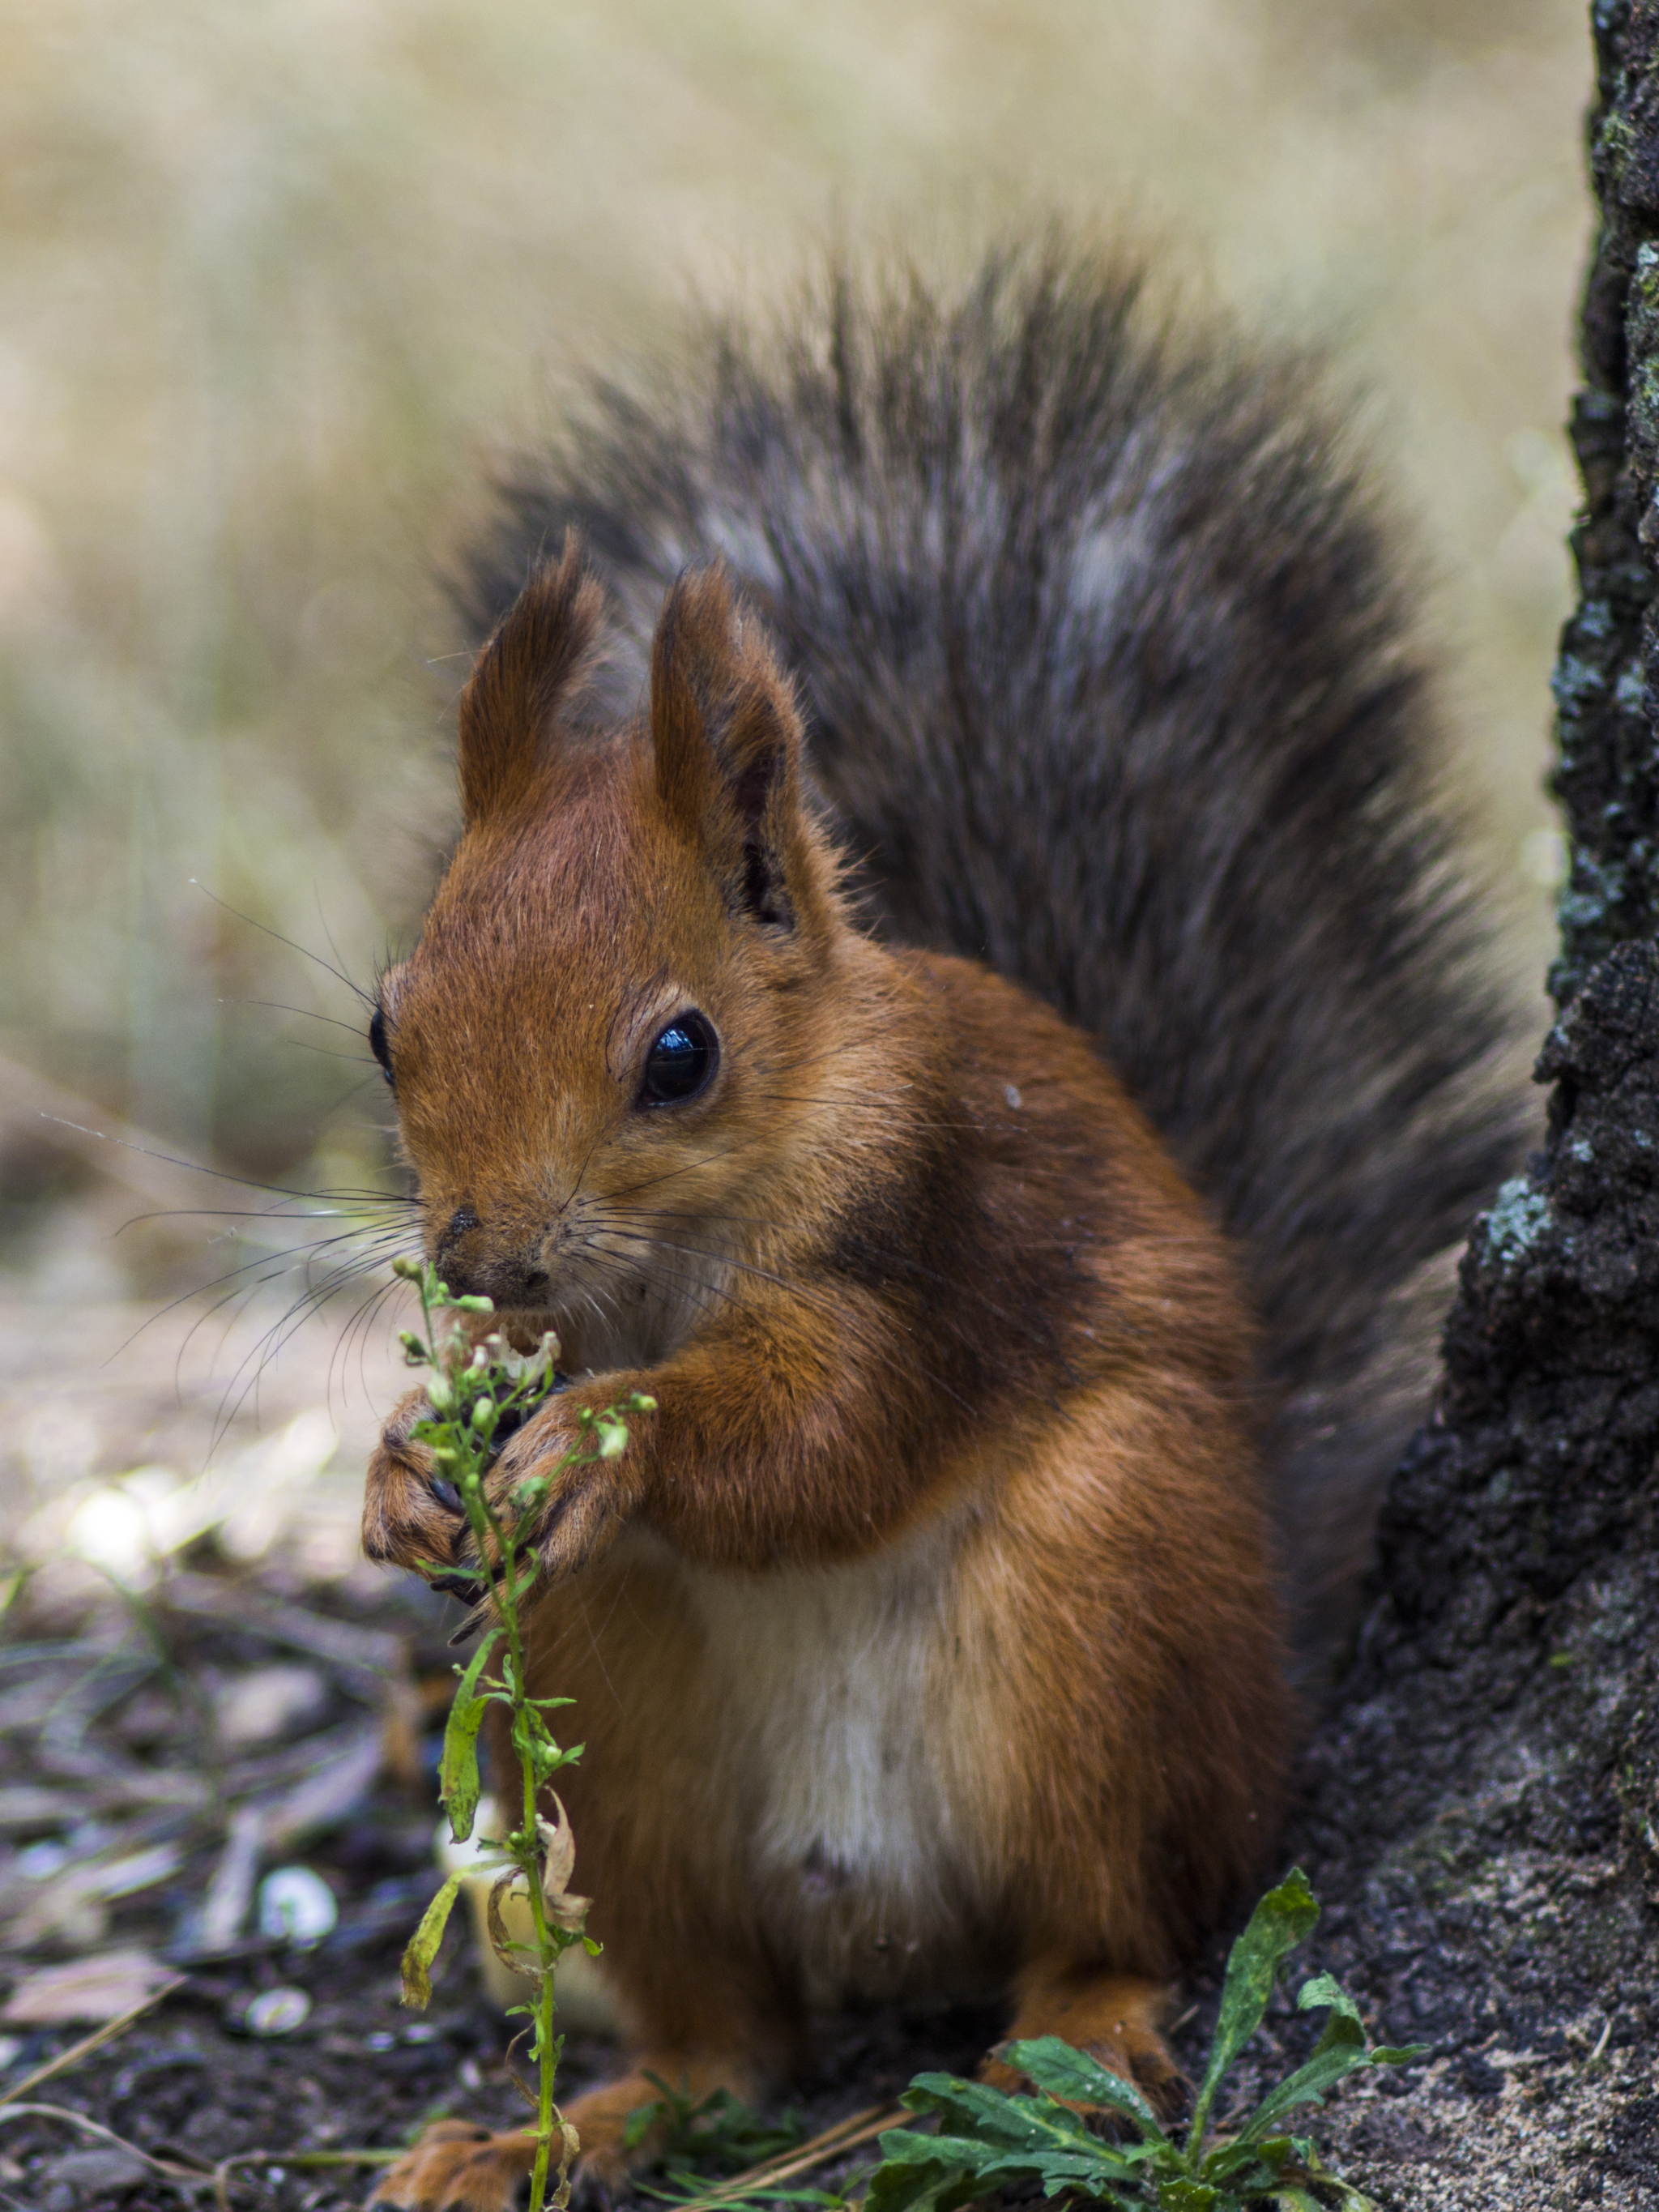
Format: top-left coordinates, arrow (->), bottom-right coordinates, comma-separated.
211,2146 -> 403,2212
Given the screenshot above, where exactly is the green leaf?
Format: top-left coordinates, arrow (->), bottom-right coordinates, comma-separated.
872,2082 -> 1153,2197
1293,1974 -> 1361,2027
997,2036 -> 1168,2142
899,2075 -> 1116,2159
1188,1867 -> 1320,2153
1155,2181 -> 1226,2210
1235,1977 -> 1427,2144
400,1873 -> 463,2008
867,2132 -> 1142,2212
862,2149 -> 975,2212
1198,2137 -> 1289,2184
1289,2148 -> 1385,2211
624,2099 -> 666,2152
438,1626 -> 500,1842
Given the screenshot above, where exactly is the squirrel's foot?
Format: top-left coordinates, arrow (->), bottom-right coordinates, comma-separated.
557,2054 -> 765,2198
986,1967 -> 1188,2124
364,2120 -> 534,2212
365,2057 -> 761,2212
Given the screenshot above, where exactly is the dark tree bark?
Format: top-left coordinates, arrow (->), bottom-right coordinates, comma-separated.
1250,8 -> 1659,2203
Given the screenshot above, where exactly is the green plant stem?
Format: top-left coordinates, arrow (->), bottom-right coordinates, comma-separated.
396,1262 -> 641,2212
444,1326 -> 567,2210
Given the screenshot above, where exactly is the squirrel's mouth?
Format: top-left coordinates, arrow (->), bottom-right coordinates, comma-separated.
480,1304 -> 565,1349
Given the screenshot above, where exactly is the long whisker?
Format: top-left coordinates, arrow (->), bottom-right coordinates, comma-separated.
113,1223 -> 395,1366
328,1275 -> 411,1414
599,1228 -> 847,1322
38,1112 -> 409,1210
115,1200 -> 416,1236
208,1241 -> 412,1445
313,881 -> 360,1003
601,1133 -> 769,1207
274,1040 -> 381,1067
581,1242 -> 754,1326
220,997 -> 372,1038
191,879 -> 374,1006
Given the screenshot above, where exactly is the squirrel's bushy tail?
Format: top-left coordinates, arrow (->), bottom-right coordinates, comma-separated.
459,237 -> 1528,1664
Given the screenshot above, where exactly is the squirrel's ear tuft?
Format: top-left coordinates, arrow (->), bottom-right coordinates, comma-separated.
650,563 -> 812,930
457,531 -> 604,822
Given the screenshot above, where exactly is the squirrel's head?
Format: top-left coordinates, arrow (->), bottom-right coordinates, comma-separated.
373,532 -> 869,1366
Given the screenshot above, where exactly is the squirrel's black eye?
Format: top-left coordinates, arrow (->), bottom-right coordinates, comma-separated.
369,1006 -> 394,1087
638,1011 -> 717,1108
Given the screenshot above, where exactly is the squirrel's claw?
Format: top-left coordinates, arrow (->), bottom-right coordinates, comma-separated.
361,1386 -> 467,1574
486,1395 -> 643,1588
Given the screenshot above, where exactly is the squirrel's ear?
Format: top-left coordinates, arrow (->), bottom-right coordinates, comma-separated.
650,563 -> 815,931
456,531 -> 604,822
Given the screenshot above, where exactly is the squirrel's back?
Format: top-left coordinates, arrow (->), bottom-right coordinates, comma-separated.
458,236 -> 1526,1662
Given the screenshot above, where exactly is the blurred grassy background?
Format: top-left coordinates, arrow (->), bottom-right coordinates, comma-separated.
0,0 -> 1587,1202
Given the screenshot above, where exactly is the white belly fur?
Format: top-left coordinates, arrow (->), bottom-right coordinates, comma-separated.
650,1505 -> 1007,2007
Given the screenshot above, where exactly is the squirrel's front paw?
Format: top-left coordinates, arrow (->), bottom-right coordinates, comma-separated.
361,1386 -> 467,1573
488,1396 -> 647,1586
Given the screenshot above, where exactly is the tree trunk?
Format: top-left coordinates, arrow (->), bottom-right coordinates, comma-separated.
1269,8 -> 1659,2203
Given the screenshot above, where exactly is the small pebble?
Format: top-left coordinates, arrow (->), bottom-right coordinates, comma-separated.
17,1838 -> 70,1879
42,2146 -> 147,2212
245,1986 -> 312,2036
258,1865 -> 339,1945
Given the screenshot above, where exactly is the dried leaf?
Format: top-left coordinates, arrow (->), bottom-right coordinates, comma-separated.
485,1870 -> 541,1979
537,1796 -> 576,1894
536,1796 -> 590,1933
2,1949 -> 174,2026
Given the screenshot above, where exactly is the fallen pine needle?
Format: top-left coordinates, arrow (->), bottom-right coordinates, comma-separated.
650,2100 -> 913,2212
0,1978 -> 188,2107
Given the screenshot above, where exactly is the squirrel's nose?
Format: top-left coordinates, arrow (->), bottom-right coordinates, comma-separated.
433,1203 -> 483,1291
431,1205 -> 552,1307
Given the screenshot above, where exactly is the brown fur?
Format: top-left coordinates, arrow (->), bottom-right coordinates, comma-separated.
364,547 -> 1288,2205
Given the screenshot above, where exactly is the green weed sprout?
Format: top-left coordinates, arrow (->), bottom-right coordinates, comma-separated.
625,2075 -> 808,2203
865,1868 -> 1425,2212
390,1256 -> 655,2212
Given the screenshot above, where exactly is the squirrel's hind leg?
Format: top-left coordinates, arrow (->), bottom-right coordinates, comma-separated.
365,2053 -> 761,2212
984,1963 -> 1186,2121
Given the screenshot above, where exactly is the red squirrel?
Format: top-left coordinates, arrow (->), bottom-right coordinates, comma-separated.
359,242 -> 1522,2209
